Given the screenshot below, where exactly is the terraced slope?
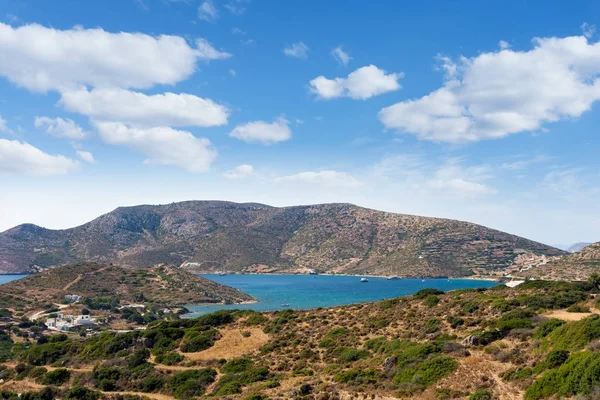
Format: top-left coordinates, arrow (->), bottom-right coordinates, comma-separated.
0,201 -> 565,277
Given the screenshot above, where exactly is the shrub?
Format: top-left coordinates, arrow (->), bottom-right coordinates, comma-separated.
167,369 -> 217,399
221,358 -> 253,374
244,394 -> 269,400
64,386 -> 100,400
393,356 -> 458,387
424,318 -> 441,334
567,303 -> 591,313
461,301 -> 479,314
546,315 -> 600,351
179,328 -> 219,353
414,289 -> 445,299
470,389 -> 492,400
334,368 -> 377,385
155,352 -> 183,366
533,318 -> 565,338
40,368 -> 70,386
424,295 -> 440,308
545,349 -> 570,369
525,351 -> 600,400
331,347 -> 370,363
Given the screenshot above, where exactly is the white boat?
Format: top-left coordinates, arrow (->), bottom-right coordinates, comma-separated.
281,303 -> 290,307
360,277 -> 369,282
387,276 -> 400,280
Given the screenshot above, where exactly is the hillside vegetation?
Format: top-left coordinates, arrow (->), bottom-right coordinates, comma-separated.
1,279 -> 599,399
518,242 -> 600,281
0,201 -> 564,277
0,263 -> 254,311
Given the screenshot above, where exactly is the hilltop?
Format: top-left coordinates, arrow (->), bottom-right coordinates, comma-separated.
0,263 -> 254,311
518,241 -> 600,281
0,201 -> 564,277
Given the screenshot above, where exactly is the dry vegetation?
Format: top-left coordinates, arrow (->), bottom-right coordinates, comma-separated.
1,279 -> 600,399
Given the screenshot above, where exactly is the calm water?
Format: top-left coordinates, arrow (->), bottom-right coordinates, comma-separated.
0,275 -> 27,285
187,274 -> 499,317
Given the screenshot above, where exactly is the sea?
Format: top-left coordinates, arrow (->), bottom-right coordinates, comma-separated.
0,273 -> 500,317
186,274 -> 499,317
0,275 -> 27,285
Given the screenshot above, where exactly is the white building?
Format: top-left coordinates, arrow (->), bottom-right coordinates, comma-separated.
46,313 -> 95,331
64,294 -> 82,302
74,315 -> 95,326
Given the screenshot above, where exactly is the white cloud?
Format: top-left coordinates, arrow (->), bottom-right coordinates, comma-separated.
223,164 -> 254,179
0,115 -> 10,134
229,117 -> 292,144
0,22 -> 228,92
283,42 -> 309,59
76,150 -> 97,164
94,122 -> 217,172
232,28 -> 245,35
34,116 -> 89,140
500,155 -> 551,170
225,0 -> 249,15
310,65 -> 403,100
59,87 -> 229,128
331,46 -> 352,66
198,1 -> 218,21
275,170 -> 361,188
229,69 -> 236,77
380,34 -> 600,142
499,40 -> 510,49
195,38 -> 231,60
581,22 -> 596,39
426,178 -> 496,196
0,139 -> 78,175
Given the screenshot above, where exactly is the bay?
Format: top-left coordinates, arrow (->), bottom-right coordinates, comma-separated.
187,274 -> 499,317
0,275 -> 27,285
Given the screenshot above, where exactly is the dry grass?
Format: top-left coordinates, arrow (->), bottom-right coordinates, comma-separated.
184,327 -> 269,361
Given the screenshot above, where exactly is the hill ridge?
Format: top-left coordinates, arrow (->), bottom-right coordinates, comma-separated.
0,201 -> 565,276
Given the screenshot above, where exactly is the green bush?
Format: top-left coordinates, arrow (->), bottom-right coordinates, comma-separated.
545,349 -> 570,369
424,318 -> 441,334
155,352 -> 184,366
424,295 -> 440,308
461,301 -> 479,314
567,303 -> 591,313
221,357 -> 253,374
64,386 -> 100,400
533,318 -> 565,338
167,369 -> 217,399
331,347 -> 370,363
470,389 -> 492,400
179,328 -> 219,353
334,368 -> 377,385
393,356 -> 458,387
414,288 -> 445,299
546,315 -> 600,351
525,351 -> 600,399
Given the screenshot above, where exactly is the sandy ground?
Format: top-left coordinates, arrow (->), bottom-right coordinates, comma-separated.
543,306 -> 600,321
184,327 -> 269,361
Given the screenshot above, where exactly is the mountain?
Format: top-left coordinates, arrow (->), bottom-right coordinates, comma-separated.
519,241 -> 600,281
0,201 -> 565,276
567,242 -> 593,253
0,262 -> 254,308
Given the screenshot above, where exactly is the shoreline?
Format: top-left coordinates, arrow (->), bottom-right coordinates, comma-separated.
197,271 -> 503,282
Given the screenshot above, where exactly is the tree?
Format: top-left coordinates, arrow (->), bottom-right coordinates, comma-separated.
589,273 -> 600,289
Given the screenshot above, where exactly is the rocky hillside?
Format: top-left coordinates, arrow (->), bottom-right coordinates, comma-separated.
0,263 -> 254,307
0,201 -> 565,277
519,241 -> 600,281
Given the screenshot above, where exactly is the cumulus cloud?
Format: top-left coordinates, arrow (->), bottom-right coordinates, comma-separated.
581,22 -> 596,39
331,46 -> 351,66
198,1 -> 218,21
34,116 -> 89,140
59,87 -> 229,128
229,117 -> 291,144
275,170 -> 361,188
283,42 -> 309,59
225,0 -> 249,15
310,65 -> 403,100
195,38 -> 231,60
0,22 -> 229,92
379,34 -> 600,142
223,164 -> 254,179
0,139 -> 78,175
94,122 -> 217,172
76,150 -> 97,164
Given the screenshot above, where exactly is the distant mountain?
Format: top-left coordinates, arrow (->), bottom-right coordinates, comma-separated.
518,241 -> 600,281
0,201 -> 566,277
567,242 -> 593,253
0,263 -> 254,308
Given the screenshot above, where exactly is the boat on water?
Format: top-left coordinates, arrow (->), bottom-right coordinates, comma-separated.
360,277 -> 369,282
387,276 -> 400,280
281,303 -> 290,307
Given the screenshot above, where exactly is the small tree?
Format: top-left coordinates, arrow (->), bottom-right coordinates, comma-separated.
589,273 -> 600,290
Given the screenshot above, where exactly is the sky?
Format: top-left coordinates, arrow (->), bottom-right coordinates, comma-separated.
0,0 -> 599,246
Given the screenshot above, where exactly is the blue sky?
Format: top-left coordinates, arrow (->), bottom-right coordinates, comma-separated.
0,0 -> 599,246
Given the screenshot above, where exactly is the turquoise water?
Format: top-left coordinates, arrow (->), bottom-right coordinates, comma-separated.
0,275 -> 27,285
187,274 -> 499,317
